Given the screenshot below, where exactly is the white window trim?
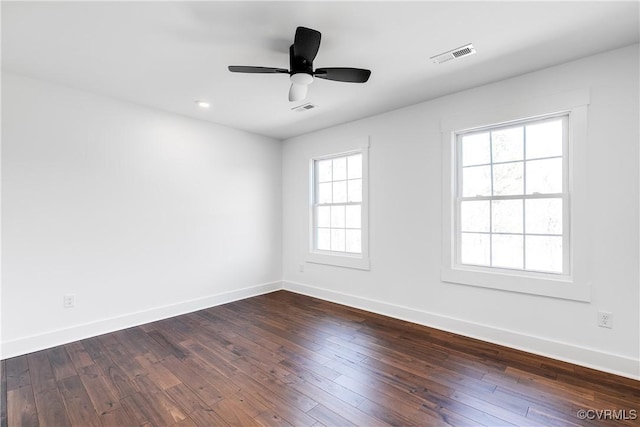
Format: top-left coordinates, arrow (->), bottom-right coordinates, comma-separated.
307,138 -> 370,270
441,89 -> 591,301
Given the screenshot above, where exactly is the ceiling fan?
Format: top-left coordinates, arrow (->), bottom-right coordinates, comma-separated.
228,26 -> 371,102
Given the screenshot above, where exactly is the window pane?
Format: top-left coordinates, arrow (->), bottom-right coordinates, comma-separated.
525,198 -> 562,235
331,205 -> 345,228
317,228 -> 330,251
317,160 -> 332,183
461,233 -> 490,266
461,200 -> 489,232
493,162 -> 523,196
316,206 -> 330,228
526,158 -> 562,194
462,132 -> 490,166
318,182 -> 332,204
346,205 -> 361,229
346,230 -> 361,253
492,127 -> 523,163
526,119 -> 563,159
462,165 -> 491,197
348,154 -> 362,179
492,199 -> 523,233
333,157 -> 347,181
492,234 -> 523,269
333,181 -> 347,203
348,179 -> 362,203
526,235 -> 562,273
331,229 -> 346,252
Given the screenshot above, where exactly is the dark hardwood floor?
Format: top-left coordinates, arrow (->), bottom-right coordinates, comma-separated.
2,290 -> 639,426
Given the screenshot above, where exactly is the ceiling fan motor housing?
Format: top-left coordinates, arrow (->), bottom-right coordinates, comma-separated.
290,45 -> 313,76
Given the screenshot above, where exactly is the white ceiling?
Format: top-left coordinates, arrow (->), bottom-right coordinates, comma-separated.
3,1 -> 638,140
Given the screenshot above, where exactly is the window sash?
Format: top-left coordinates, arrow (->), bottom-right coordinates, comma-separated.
454,114 -> 570,275
312,151 -> 363,255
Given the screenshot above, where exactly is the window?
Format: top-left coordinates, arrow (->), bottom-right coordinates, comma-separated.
307,142 -> 370,270
456,114 -> 569,275
441,89 -> 590,301
314,153 -> 363,253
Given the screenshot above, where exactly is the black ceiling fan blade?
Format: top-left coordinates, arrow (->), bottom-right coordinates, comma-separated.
314,68 -> 371,83
228,66 -> 289,74
293,27 -> 321,63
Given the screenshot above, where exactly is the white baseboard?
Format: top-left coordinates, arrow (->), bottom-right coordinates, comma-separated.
1,281 -> 283,359
282,280 -> 640,381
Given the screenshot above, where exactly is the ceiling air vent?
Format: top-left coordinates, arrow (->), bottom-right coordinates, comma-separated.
291,103 -> 318,112
430,43 -> 476,64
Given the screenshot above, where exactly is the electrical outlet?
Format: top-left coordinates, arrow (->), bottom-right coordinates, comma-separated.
598,311 -> 612,328
64,294 -> 75,308
299,264 -> 305,272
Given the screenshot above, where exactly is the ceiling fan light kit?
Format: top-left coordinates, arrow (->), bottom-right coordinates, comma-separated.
228,26 -> 371,102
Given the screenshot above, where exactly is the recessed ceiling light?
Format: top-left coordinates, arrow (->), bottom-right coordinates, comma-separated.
195,100 -> 210,108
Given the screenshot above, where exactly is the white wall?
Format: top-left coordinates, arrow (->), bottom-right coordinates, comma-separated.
282,45 -> 640,379
1,73 -> 282,357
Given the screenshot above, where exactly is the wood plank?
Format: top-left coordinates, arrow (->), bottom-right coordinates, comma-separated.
230,356 -> 318,413
307,403 -> 357,427
78,364 -> 121,415
97,336 -> 147,381
254,411 -> 296,427
180,353 -> 240,396
180,339 -> 239,379
277,366 -> 386,427
161,355 -> 225,406
7,384 -> 39,427
46,347 -> 77,381
174,416 -> 199,427
165,383 -> 210,414
1,360 -> 7,427
223,370 -> 317,426
57,376 -> 102,427
64,342 -> 94,370
134,353 -> 181,390
80,337 -> 108,361
26,353 -> 56,395
80,336 -> 142,400
121,391 -> 166,426
121,389 -> 186,426
6,355 -> 30,390
32,386 -> 72,427
99,407 -> 136,427
278,359 -> 365,408
334,373 -> 451,426
113,327 -> 171,363
210,399 -> 261,426
147,329 -> 188,360
188,408 -> 231,427
525,405 -> 584,427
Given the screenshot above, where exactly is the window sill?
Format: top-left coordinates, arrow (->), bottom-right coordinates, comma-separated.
307,252 -> 370,270
441,266 -> 591,302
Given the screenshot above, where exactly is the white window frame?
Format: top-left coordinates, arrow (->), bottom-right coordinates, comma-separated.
441,89 -> 591,301
307,139 -> 370,270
